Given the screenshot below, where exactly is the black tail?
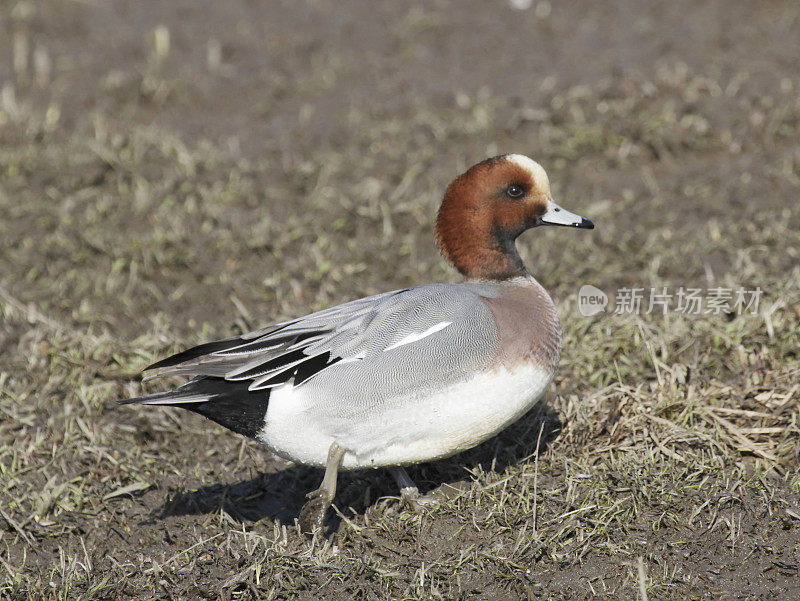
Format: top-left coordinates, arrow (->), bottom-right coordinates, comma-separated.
120,377 -> 270,439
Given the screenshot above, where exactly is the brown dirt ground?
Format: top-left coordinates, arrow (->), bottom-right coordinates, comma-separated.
1,0 -> 800,599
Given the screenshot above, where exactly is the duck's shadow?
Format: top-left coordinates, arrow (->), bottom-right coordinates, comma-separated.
155,402 -> 563,529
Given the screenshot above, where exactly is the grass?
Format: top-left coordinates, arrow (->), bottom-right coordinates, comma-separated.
2,1 -> 800,599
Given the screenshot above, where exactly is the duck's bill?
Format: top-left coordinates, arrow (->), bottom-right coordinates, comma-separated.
540,201 -> 594,229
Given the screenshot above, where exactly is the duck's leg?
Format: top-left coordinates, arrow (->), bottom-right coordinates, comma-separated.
391,466 -> 421,505
391,466 -> 458,508
298,441 -> 346,534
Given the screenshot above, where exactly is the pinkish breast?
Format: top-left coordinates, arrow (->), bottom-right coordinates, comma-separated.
480,280 -> 561,373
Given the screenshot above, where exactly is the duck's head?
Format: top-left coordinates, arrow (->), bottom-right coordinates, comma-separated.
435,154 -> 593,281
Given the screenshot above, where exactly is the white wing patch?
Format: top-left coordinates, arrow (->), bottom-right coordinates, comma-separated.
383,321 -> 452,352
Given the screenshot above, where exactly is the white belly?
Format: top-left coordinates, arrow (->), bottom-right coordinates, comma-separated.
257,363 -> 553,470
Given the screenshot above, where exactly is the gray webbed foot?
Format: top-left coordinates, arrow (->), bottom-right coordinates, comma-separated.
298,487 -> 334,534
297,442 -> 346,536
390,467 -> 469,510
391,466 -> 441,510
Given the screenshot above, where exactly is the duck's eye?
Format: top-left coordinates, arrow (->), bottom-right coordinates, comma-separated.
506,184 -> 525,199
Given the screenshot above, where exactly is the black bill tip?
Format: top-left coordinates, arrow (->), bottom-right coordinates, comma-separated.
577,217 -> 594,229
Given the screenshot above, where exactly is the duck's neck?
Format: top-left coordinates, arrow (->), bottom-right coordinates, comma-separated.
436,223 -> 529,281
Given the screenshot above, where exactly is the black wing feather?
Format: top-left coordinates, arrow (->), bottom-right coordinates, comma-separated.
144,336 -> 243,371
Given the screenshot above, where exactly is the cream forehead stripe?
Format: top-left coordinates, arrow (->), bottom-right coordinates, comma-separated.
505,154 -> 550,195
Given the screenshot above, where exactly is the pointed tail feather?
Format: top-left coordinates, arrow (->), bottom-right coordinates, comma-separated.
119,377 -> 270,439
118,390 -> 211,405
118,377 -> 217,405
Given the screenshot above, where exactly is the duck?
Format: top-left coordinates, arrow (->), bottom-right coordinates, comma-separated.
120,154 -> 594,533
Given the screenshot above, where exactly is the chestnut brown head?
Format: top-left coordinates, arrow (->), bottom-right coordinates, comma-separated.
435,154 -> 593,281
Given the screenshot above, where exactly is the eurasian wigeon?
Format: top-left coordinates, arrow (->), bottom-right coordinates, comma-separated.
121,154 -> 594,533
